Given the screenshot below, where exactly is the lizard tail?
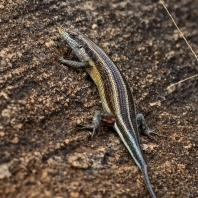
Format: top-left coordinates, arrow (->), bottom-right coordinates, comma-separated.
141,164 -> 157,198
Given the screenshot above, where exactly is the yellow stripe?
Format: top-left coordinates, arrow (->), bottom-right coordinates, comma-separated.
81,36 -> 137,138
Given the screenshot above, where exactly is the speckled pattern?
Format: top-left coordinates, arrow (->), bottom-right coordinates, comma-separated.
0,0 -> 198,197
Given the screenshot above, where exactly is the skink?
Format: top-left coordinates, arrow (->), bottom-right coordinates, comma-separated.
58,27 -> 157,198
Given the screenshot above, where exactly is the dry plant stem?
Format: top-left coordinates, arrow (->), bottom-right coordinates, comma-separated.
159,0 -> 198,92
167,74 -> 198,93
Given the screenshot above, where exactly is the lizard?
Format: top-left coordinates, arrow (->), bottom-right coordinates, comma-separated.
58,27 -> 158,198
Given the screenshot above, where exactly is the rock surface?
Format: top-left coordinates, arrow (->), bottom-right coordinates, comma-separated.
0,0 -> 198,197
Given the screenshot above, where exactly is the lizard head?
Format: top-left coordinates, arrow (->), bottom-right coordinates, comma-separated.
58,27 -> 82,47
58,27 -> 89,62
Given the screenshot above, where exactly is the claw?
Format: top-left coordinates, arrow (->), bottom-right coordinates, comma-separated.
76,124 -> 98,138
146,128 -> 167,138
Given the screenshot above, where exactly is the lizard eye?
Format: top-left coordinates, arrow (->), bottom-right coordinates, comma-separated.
78,45 -> 83,48
69,32 -> 78,37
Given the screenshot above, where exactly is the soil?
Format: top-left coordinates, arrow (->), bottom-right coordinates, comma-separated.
0,0 -> 197,198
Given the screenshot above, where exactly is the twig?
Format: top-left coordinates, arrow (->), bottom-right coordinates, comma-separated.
159,0 -> 198,92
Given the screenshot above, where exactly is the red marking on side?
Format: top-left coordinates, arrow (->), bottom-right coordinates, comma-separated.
102,117 -> 115,126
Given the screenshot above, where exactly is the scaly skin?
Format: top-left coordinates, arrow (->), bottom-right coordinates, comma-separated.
58,27 -> 157,198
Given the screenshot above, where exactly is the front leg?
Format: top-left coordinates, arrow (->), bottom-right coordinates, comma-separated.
136,113 -> 165,137
59,57 -> 89,69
